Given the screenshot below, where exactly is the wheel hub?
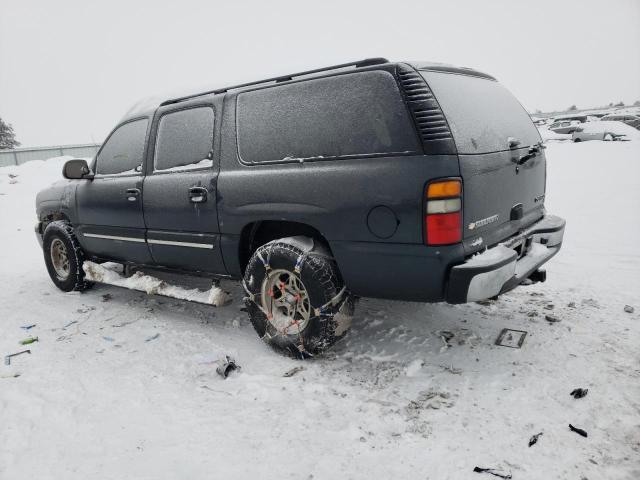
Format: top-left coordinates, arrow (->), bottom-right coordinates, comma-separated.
261,269 -> 311,335
50,238 -> 70,280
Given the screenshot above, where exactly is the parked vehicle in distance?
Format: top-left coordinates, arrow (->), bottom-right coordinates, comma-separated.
572,120 -> 640,142
549,120 -> 582,134
35,58 -> 566,357
551,114 -> 598,124
600,113 -> 640,130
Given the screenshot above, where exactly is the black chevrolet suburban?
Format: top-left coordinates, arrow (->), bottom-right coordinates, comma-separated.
35,58 -> 565,356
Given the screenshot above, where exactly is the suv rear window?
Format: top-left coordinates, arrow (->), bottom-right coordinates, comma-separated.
236,71 -> 420,164
420,71 -> 541,154
154,106 -> 214,171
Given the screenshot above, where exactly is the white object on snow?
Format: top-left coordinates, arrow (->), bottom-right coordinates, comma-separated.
82,261 -> 230,306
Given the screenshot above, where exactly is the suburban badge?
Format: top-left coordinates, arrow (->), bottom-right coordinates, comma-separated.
468,214 -> 499,230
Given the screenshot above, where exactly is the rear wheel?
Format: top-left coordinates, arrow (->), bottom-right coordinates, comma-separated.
603,133 -> 613,141
42,221 -> 93,292
243,236 -> 353,357
573,138 -> 582,142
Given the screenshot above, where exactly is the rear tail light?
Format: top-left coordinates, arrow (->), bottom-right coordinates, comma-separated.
425,179 -> 462,245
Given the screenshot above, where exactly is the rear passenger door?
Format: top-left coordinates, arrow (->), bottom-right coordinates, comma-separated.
142,103 -> 226,274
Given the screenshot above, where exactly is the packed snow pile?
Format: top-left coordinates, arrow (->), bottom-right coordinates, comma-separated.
1,141 -> 639,480
83,261 -> 230,306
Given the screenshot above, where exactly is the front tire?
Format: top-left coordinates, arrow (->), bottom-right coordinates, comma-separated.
243,236 -> 353,357
42,220 -> 93,292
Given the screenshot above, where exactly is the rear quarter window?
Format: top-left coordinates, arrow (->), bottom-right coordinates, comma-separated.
236,70 -> 420,163
420,71 -> 541,154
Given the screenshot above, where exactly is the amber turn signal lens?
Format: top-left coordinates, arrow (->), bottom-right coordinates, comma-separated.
427,180 -> 461,198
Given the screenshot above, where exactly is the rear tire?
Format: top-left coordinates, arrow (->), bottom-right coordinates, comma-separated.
42,221 -> 93,292
603,133 -> 613,141
573,138 -> 582,142
243,236 -> 353,358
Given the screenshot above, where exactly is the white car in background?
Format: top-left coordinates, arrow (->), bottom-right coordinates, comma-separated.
572,121 -> 640,142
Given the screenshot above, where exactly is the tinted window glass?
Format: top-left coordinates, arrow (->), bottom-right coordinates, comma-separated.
421,71 -> 541,154
96,119 -> 148,175
154,107 -> 214,171
236,71 -> 420,163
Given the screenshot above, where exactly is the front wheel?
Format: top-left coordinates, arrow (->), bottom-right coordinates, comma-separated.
42,220 -> 93,292
243,236 -> 353,357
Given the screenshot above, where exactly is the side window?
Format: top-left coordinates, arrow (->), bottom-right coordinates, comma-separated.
236,71 -> 420,164
96,119 -> 148,175
154,106 -> 214,171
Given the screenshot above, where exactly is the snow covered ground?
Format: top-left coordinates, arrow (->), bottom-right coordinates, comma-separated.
1,142 -> 639,480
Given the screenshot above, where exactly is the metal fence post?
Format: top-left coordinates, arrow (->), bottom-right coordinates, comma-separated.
13,151 -> 18,165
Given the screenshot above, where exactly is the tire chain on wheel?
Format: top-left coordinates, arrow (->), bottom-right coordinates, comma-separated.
243,238 -> 351,358
43,220 -> 93,292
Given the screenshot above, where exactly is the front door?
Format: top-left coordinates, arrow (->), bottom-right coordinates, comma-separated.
75,117 -> 153,264
142,104 -> 226,274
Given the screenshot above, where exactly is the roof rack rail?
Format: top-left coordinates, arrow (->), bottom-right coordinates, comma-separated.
159,57 -> 389,107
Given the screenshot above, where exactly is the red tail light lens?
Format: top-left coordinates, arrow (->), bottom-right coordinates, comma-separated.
426,212 -> 462,244
425,179 -> 462,246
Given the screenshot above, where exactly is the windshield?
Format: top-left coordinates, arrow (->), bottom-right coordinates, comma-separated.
420,71 -> 541,154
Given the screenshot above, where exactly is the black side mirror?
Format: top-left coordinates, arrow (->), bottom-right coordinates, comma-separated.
62,159 -> 93,180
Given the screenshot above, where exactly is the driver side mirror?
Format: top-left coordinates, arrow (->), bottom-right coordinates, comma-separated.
62,159 -> 93,180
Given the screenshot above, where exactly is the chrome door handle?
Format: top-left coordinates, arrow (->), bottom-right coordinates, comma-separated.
189,186 -> 208,203
126,188 -> 141,202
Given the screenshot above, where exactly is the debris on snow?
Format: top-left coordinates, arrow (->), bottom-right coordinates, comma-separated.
283,366 -> 304,377
623,305 -> 634,313
569,424 -> 588,438
63,320 -> 78,329
19,337 -> 38,345
102,336 -> 115,342
4,349 -> 31,366
544,304 -> 555,310
570,388 -> 588,399
441,364 -> 463,375
144,333 -> 160,342
545,314 -> 561,323
473,466 -> 512,479
495,328 -> 527,348
216,355 -> 240,379
20,324 -> 36,331
528,432 -> 543,447
83,261 -> 231,307
407,390 -> 454,412
101,293 -> 113,302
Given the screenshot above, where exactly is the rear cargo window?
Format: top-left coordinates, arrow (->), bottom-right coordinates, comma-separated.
236,71 -> 420,163
420,71 -> 541,154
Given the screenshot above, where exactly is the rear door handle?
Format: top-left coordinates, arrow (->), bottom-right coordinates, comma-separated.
189,186 -> 208,203
126,188 -> 141,202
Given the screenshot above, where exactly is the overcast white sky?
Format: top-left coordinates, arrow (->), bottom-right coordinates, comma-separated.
1,0 -> 639,147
